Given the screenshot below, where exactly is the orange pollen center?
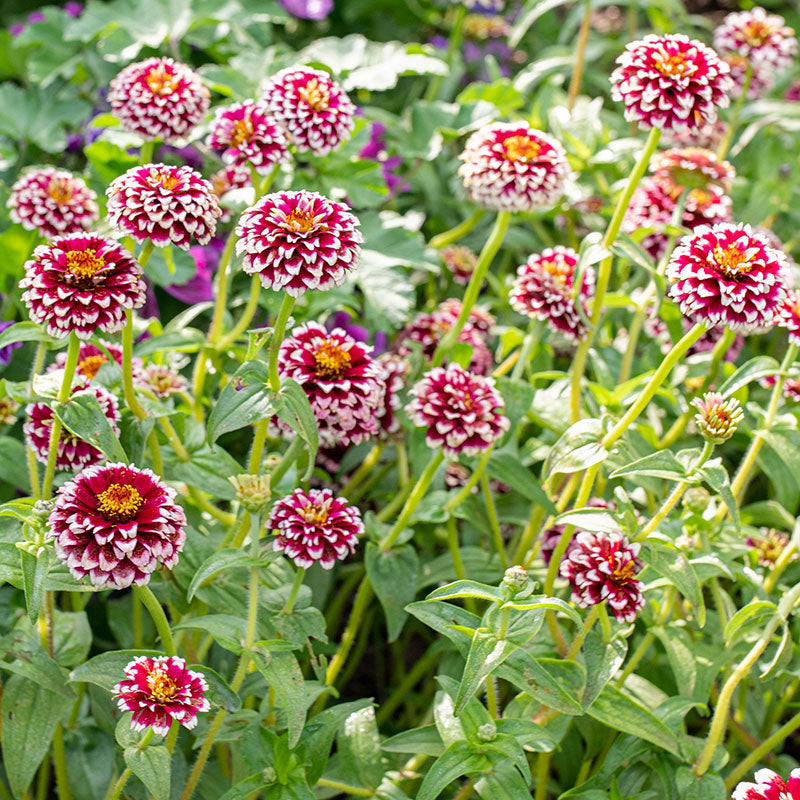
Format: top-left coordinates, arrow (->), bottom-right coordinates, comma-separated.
147,669 -> 179,703
540,257 -> 572,286
145,65 -> 179,96
97,483 -> 143,523
230,118 -> 253,147
47,177 -> 74,204
504,135 -> 541,163
712,243 -> 753,278
150,169 -> 181,190
64,249 -> 106,286
78,355 -> 108,380
300,503 -> 330,526
297,78 -> 330,111
689,188 -> 711,205
314,341 -> 352,380
612,560 -> 636,585
654,53 -> 690,77
283,210 -> 317,234
741,21 -> 776,47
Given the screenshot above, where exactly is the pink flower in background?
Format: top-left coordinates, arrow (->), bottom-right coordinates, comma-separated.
279,0 -> 333,20
731,768 -> 800,800
714,7 -> 797,72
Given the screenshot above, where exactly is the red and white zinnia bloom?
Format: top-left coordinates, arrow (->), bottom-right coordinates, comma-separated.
48,462 -> 187,590
8,167 -> 99,239
267,488 -> 363,569
776,289 -> 800,346
731,768 -> 800,800
261,66 -> 355,157
107,164 -> 221,250
108,57 -> 210,142
610,34 -> 733,132
667,223 -> 788,332
207,100 -> 290,174
509,246 -> 595,343
235,190 -> 362,297
408,364 -> 510,457
113,656 -> 210,735
560,531 -> 645,623
650,147 -> 734,190
458,122 -> 569,213
714,7 -> 797,72
20,235 -> 146,339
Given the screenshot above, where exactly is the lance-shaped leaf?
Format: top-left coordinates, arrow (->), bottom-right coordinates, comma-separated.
543,418 -> 607,477
208,361 -> 277,443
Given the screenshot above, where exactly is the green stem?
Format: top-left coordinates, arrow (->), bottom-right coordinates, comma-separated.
429,209 -> 486,250
41,333 -> 80,499
481,474 -> 507,569
268,294 -> 296,392
535,753 -> 551,800
424,3 -> 467,102
323,578 -> 374,693
510,319 -> 541,382
316,778 -> 375,797
27,342 -> 47,499
717,63 -> 752,160
570,126 -> 662,422
283,567 -> 305,615
208,233 -> 239,345
52,724 -> 72,800
444,446 -> 494,513
139,140 -> 155,164
566,0 -> 592,111
432,212 -> 511,367
134,585 -> 176,656
340,443 -> 384,499
104,769 -> 132,800
217,275 -> 262,350
122,309 -> 147,421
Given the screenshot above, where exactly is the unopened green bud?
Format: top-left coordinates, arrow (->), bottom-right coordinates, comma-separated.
228,474 -> 271,512
683,487 -> 710,514
477,722 -> 497,742
502,565 -> 528,593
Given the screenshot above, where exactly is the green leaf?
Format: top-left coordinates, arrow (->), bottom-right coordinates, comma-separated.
0,646 -> 73,697
382,725 -> 444,757
1,674 -> 74,797
543,418 -> 607,477
217,775 -> 273,800
425,580 -> 503,604
172,615 -> 247,653
134,327 -> 205,357
406,601 -> 479,658
0,322 -> 51,349
499,653 -> 584,715
760,623 -> 792,680
251,651 -> 306,748
675,766 -> 727,800
276,378 -> 318,479
416,741 -> 489,800
586,685 -> 681,756
609,450 -> 687,481
0,436 -> 31,492
509,0 -> 577,46
124,745 -> 171,800
580,630 -> 627,710
20,547 -> 52,625
146,246 -> 197,288
641,543 -> 706,628
486,451 -> 555,513
365,543 -> 420,641
167,443 -> 243,500
456,630 -> 513,714
724,600 -> 777,644
54,390 -> 128,463
69,650 -> 163,691
718,356 -> 781,398
697,460 -> 739,531
494,719 -> 556,752
187,549 -> 258,602
208,361 -> 276,443
189,665 -> 242,712
457,80 -> 525,116
475,762 -> 533,800
338,705 -> 385,789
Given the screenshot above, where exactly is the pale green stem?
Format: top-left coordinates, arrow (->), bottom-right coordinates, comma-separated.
566,0 -> 592,111
27,341 -> 47,499
122,309 -> 148,421
316,778 -> 375,797
268,294 -> 296,392
283,567 -> 306,615
217,275 -> 262,350
444,446 -> 494,513
134,585 -> 176,656
429,208 -> 486,250
481,474 -> 507,569
717,64 -> 753,160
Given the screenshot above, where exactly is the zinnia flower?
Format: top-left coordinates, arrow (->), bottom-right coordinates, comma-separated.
261,66 -> 355,157
408,364 -> 509,457
113,656 -> 209,735
207,100 -> 290,174
441,245 -> 478,286
747,529 -> 796,569
731,769 -> 800,800
267,488 -> 363,569
376,352 -> 409,437
509,246 -> 595,342
610,34 -> 733,132
108,57 -> 210,142
276,322 -> 385,447
8,167 -> 99,239
51,340 -> 125,381
48,462 -> 187,589
0,396 -> 19,425
235,190 -> 362,297
560,531 -> 645,623
25,383 -> 120,472
20,235 -> 146,339
776,289 -> 800,345
458,122 -> 569,212
724,54 -> 774,99
692,391 -> 743,444
106,164 -> 221,250
667,223 -> 788,332
650,147 -> 734,190
714,8 -> 797,72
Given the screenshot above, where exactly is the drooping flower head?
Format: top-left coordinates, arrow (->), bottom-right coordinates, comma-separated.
776,289 -> 800,345
8,167 -> 99,239
458,122 -> 569,212
20,235 -> 146,339
25,383 -> 120,472
267,488 -> 363,569
260,66 -> 355,157
113,656 -> 209,735
650,148 -> 734,191
692,391 -> 743,444
48,462 -> 187,589
560,531 -> 645,623
667,223 -> 788,332
509,246 -> 595,343
714,8 -> 797,72
207,100 -> 290,174
106,164 -> 221,250
441,245 -> 479,286
108,57 -> 210,142
408,364 -> 510,457
610,34 -> 733,132
235,190 -> 362,297
731,769 -> 800,800
277,323 -> 385,448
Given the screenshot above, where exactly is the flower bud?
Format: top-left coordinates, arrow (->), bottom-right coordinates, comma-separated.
477,722 -> 497,742
692,392 -> 743,444
229,474 -> 271,512
682,486 -> 710,514
502,565 -> 528,593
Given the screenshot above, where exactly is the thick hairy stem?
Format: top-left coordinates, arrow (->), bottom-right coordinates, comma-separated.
134,585 -> 176,656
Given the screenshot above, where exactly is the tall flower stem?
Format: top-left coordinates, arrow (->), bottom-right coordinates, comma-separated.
41,333 -> 80,500
268,294 -> 296,393
481,474 -> 507,569
693,583 -> 800,776
134,584 -> 176,656
717,64 -> 753,161
283,567 -> 306,615
27,342 -> 47,499
424,3 -> 467,102
570,127 -> 662,422
429,209 -> 486,250
567,0 -> 593,111
217,275 -> 262,350
432,211 -> 511,366
122,309 -> 147,421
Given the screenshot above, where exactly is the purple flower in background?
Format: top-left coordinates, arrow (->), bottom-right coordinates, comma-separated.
326,311 -> 387,355
163,241 -> 223,305
156,144 -> 205,172
9,23 -> 25,35
279,0 -> 333,20
65,2 -> 84,17
0,322 -> 23,367
359,122 -> 407,198
27,11 -> 46,23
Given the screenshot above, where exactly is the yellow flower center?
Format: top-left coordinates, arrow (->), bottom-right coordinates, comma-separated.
145,64 -> 179,96
47,177 -> 74,205
300,503 -> 330,526
654,53 -> 691,78
297,78 -> 330,112
283,210 -> 317,234
314,340 -> 352,380
611,560 -> 636,585
149,168 -> 181,191
97,483 -> 144,523
78,354 -> 108,380
147,669 -> 179,703
540,256 -> 572,286
230,118 -> 253,148
504,135 -> 541,163
64,249 -> 106,288
688,187 -> 711,206
712,243 -> 753,279
741,20 -> 776,47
